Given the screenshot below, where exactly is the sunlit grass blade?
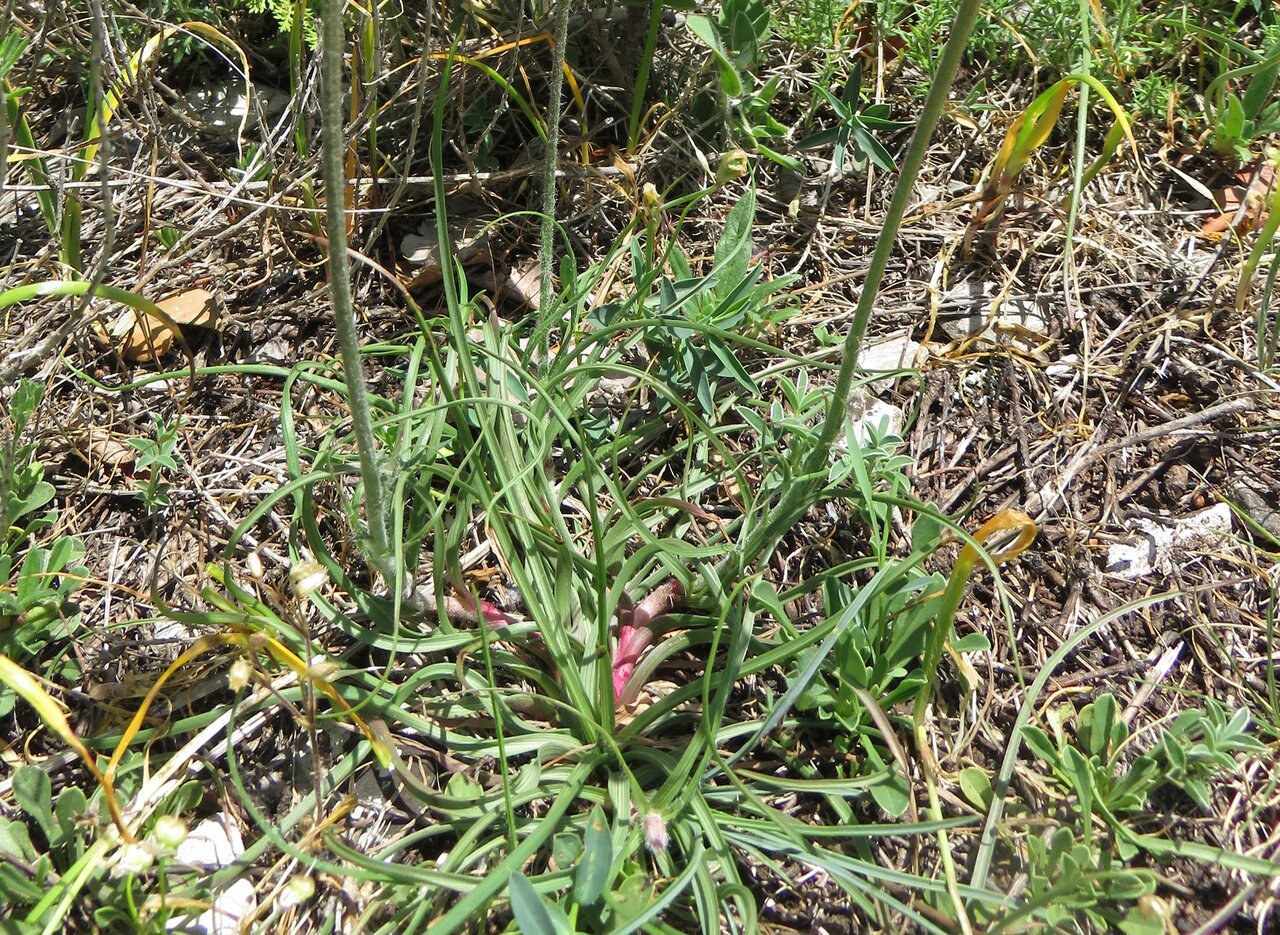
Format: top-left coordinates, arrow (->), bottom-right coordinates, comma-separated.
3,82 -> 57,233
1236,152 -> 1280,321
912,510 -> 1037,932
0,278 -> 197,362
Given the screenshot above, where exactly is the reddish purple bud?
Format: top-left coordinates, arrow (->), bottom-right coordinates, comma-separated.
612,661 -> 636,699
612,579 -> 683,706
478,599 -> 515,627
616,620 -> 652,660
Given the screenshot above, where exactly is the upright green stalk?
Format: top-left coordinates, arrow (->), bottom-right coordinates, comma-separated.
1062,0 -> 1091,334
626,1 -> 664,152
803,0 -> 980,461
291,0 -> 309,157
729,0 -> 982,577
319,0 -> 393,576
538,0 -> 572,323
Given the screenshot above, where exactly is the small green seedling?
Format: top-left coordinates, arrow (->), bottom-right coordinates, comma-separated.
794,62 -> 910,173
591,182 -> 796,416
0,380 -> 87,690
0,535 -> 87,665
507,804 -> 657,934
156,227 -> 181,251
126,415 -> 182,513
685,2 -> 804,171
1207,39 -> 1280,162
987,825 -> 1161,935
0,765 -> 92,906
0,760 -> 202,931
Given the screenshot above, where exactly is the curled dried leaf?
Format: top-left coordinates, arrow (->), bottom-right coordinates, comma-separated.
117,288 -> 218,362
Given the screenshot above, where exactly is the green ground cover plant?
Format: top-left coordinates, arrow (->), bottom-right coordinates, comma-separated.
0,382 -> 87,698
1,0 -> 1278,932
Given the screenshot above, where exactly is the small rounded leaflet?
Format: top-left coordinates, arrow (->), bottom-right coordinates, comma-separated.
117,288 -> 219,362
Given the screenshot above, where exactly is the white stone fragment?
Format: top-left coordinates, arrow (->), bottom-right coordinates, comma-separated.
170,815 -> 257,935
183,79 -> 288,131
859,334 -> 926,390
937,281 -> 1050,340
839,389 -> 904,449
1105,503 -> 1234,579
247,337 -> 291,364
399,207 -> 493,287
1045,353 -> 1080,380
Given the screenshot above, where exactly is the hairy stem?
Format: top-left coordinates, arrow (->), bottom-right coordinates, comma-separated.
538,0 -> 572,326
319,0 -> 393,576
728,0 -> 984,580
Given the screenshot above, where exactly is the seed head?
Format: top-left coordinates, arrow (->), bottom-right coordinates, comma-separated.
112,841 -> 154,878
278,873 -> 316,910
289,559 -> 327,600
150,814 -> 188,855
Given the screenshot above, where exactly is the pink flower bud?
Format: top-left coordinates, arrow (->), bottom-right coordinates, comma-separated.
612,661 -> 636,700
643,811 -> 668,854
612,580 -> 684,707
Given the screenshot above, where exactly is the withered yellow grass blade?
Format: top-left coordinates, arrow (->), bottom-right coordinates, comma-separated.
913,508 -> 1038,935
956,509 -> 1038,570
0,654 -> 134,841
106,634 -> 247,781
159,570 -> 391,767
257,635 -> 393,768
980,74 -> 1137,223
80,22 -> 248,178
0,655 -> 99,771
995,73 -> 1137,191
941,510 -> 1038,695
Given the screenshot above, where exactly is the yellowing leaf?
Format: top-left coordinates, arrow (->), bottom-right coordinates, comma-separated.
0,654 -> 79,745
106,634 -> 242,780
957,509 -> 1038,571
974,74 -> 1137,231
0,654 -> 134,840
991,80 -> 1071,194
81,23 -> 248,177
